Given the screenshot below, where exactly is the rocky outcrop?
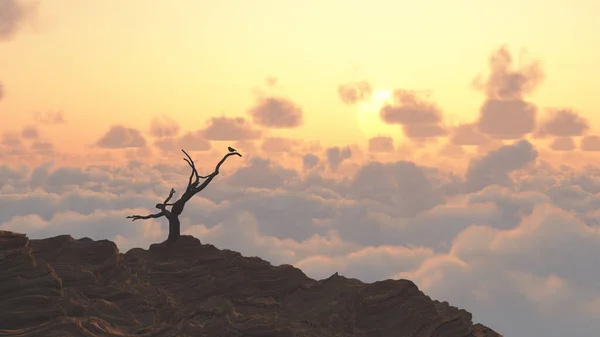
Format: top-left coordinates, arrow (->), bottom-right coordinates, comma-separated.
0,231 -> 502,337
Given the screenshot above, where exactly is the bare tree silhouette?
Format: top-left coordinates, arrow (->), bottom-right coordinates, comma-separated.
126,148 -> 242,242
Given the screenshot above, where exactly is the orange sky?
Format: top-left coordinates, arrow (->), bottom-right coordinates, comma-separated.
1,0 -> 600,169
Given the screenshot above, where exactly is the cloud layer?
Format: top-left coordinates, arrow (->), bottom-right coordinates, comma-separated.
4,138 -> 600,336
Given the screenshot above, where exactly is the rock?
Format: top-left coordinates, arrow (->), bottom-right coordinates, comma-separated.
0,230 -> 502,336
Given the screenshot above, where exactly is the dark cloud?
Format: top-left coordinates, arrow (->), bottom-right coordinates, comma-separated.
0,82 -> 4,101
477,99 -> 537,139
449,123 -> 489,146
349,161 -> 443,217
21,125 -> 39,139
326,146 -> 352,171
474,47 -> 543,140
201,117 -> 262,141
149,115 -> 180,138
402,124 -> 447,139
96,125 -> 146,149
260,137 -> 300,153
537,109 -> 590,138
338,81 -> 372,105
0,0 -> 34,41
380,90 -> 443,126
465,140 -> 538,192
302,154 -> 320,170
473,46 -> 544,100
549,137 -> 575,151
580,136 -> 600,152
34,111 -> 66,125
248,97 -> 303,128
368,136 -> 394,153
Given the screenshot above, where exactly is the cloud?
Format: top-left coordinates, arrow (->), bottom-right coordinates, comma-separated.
148,115 -> 180,138
580,136 -> 600,151
0,0 -> 35,41
537,109 -> 590,137
449,123 -> 489,146
1,132 -> 21,147
0,82 -> 4,101
260,137 -> 301,153
20,125 -> 39,139
368,136 -> 394,153
34,111 -> 66,125
3,143 -> 600,336
302,153 -> 320,170
477,99 -> 537,139
326,146 -> 352,171
338,81 -> 372,105
201,117 -> 262,141
226,157 -> 298,190
30,140 -> 54,153
439,143 -> 466,158
153,131 -> 211,153
96,125 -> 147,149
474,47 -> 543,139
233,140 -> 258,154
465,140 -> 538,193
248,97 -> 303,128
380,90 -> 443,126
402,124 -> 447,139
348,160 -> 443,217
399,204 -> 600,337
296,245 -> 434,282
549,137 -> 575,151
473,46 -> 544,100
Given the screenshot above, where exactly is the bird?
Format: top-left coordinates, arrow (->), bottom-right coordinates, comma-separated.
228,146 -> 237,153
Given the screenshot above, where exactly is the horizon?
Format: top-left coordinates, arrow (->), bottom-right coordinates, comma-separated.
2,1 -> 600,336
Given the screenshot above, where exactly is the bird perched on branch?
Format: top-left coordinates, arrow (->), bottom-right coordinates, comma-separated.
228,146 -> 237,153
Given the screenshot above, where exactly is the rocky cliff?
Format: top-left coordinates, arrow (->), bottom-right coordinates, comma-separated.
0,230 -> 502,337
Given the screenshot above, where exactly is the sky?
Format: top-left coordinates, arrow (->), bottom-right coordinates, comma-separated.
2,0 -> 600,336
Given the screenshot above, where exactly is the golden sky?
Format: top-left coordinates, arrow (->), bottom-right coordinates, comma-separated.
1,0 -> 600,167
4,3 -> 600,335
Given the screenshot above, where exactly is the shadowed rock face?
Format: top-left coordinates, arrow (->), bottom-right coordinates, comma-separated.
0,230 -> 502,337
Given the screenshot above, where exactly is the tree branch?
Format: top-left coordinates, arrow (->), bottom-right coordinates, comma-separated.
176,150 -> 242,203
182,149 -> 200,190
192,151 -> 241,192
164,188 -> 176,204
126,212 -> 164,221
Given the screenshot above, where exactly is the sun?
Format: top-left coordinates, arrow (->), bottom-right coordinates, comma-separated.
356,89 -> 398,138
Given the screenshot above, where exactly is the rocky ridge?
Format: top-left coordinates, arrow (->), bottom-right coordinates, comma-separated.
0,230 -> 502,337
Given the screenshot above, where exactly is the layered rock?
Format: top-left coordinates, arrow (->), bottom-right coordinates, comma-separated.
0,231 -> 502,337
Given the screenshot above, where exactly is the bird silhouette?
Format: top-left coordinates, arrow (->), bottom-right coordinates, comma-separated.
228,146 -> 237,153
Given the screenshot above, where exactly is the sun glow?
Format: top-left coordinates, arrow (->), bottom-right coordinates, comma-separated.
356,89 -> 399,138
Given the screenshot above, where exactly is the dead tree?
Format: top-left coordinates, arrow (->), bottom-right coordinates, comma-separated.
126,147 -> 242,242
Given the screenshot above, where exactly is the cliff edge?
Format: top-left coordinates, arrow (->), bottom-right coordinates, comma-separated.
0,230 -> 502,337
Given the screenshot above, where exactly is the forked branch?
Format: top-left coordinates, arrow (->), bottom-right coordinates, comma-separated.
179,150 -> 242,202
182,149 -> 211,190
